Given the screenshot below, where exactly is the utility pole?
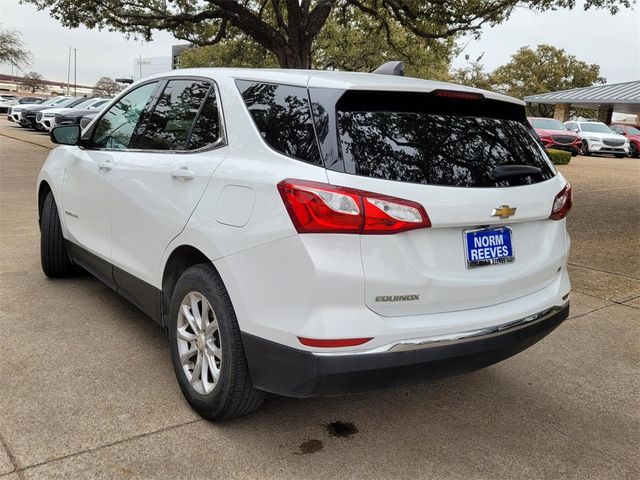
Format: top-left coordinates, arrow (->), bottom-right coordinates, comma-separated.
67,47 -> 71,95
73,48 -> 77,96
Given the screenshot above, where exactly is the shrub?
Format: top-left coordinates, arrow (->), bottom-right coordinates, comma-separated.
547,149 -> 571,165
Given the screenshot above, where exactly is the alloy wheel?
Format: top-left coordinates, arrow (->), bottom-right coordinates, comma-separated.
176,291 -> 222,395
581,141 -> 589,155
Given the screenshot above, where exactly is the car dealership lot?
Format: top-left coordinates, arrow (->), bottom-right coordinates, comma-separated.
0,119 -> 638,479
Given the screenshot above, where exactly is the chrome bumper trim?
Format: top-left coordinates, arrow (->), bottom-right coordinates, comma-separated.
313,303 -> 568,357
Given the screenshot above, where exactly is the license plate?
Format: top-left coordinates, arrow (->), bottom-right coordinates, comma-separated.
464,226 -> 514,268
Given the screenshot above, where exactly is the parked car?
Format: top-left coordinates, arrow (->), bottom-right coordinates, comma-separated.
8,97 -> 71,123
22,97 -> 87,130
0,94 -> 20,113
564,120 -> 629,157
39,68 -> 572,420
528,117 -> 582,156
55,108 -> 101,127
18,96 -> 45,104
610,124 -> 640,158
37,98 -> 109,132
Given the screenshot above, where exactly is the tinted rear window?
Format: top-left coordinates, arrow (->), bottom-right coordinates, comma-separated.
236,80 -> 321,165
336,91 -> 554,187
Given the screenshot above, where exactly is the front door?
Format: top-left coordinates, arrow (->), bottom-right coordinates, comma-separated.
62,81 -> 160,287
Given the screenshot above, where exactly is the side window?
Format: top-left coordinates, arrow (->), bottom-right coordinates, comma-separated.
236,80 -> 321,165
139,80 -> 210,150
92,82 -> 158,149
187,89 -> 221,150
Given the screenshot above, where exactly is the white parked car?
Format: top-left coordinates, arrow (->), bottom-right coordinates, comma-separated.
0,94 -> 19,113
565,120 -> 630,157
8,96 -> 71,123
36,98 -> 110,132
38,67 -> 572,420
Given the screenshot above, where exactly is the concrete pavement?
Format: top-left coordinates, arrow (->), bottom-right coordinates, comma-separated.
0,124 -> 638,479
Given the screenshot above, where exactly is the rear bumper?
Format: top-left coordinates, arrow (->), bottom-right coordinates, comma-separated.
243,302 -> 570,397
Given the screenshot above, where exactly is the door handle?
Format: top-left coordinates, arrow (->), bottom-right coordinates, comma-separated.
171,168 -> 196,180
98,161 -> 113,172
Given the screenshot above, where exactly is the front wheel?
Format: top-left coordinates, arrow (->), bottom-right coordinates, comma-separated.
629,143 -> 638,158
581,141 -> 591,156
168,264 -> 265,420
40,192 -> 80,278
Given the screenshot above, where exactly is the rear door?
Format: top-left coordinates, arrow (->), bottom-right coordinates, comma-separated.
109,78 -> 227,291
320,89 -> 569,316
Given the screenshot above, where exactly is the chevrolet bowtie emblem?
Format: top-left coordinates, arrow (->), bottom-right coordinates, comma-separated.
492,205 -> 516,219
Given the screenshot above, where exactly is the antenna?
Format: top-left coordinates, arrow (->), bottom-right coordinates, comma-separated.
372,61 -> 405,76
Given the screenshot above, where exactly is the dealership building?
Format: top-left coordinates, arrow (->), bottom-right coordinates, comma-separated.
525,80 -> 640,124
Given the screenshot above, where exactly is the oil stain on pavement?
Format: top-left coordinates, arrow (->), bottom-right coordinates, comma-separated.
295,420 -> 359,454
326,420 -> 359,438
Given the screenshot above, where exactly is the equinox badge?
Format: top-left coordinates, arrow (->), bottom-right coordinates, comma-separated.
491,205 -> 516,219
375,294 -> 420,302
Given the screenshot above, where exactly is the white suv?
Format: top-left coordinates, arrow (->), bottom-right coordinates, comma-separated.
565,120 -> 629,157
38,68 -> 572,420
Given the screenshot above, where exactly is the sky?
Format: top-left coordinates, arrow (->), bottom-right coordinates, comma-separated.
1,0 -> 638,86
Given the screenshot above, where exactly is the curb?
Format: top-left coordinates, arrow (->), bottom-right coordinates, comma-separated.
0,130 -> 53,150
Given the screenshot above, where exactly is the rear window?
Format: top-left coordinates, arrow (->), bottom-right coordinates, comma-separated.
236,80 -> 321,165
336,91 -> 555,187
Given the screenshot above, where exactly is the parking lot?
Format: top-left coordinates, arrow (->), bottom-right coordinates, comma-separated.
0,117 -> 638,479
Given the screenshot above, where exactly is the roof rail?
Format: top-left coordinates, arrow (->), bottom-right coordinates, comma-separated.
372,61 -> 405,76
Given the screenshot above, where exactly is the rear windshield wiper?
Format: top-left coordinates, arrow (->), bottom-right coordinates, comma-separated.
488,165 -> 542,181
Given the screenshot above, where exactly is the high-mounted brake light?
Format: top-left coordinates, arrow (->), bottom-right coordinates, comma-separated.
550,183 -> 572,220
277,179 -> 431,234
298,337 -> 373,348
432,89 -> 484,100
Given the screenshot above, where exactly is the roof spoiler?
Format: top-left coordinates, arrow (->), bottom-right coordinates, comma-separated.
372,61 -> 405,77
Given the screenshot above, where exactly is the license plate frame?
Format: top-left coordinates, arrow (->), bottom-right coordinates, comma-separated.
464,226 -> 515,269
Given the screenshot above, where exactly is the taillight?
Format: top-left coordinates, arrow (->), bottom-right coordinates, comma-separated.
550,183 -> 572,220
277,179 -> 431,234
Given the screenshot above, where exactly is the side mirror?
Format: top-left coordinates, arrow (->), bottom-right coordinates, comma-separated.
50,125 -> 81,146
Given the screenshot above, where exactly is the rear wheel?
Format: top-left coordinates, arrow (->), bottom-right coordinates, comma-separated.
581,141 -> 591,156
169,264 -> 265,420
40,192 -> 79,278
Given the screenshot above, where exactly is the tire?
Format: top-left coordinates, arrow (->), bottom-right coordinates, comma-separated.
40,192 -> 79,278
169,264 -> 265,420
581,141 -> 591,156
630,143 -> 639,158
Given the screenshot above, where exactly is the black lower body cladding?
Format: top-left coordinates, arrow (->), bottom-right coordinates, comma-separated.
242,303 -> 570,397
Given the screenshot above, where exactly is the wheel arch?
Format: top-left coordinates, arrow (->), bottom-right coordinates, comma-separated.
37,180 -> 52,226
161,245 -> 216,302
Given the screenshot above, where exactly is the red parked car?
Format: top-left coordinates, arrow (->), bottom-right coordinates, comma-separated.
528,117 -> 582,156
610,124 -> 640,158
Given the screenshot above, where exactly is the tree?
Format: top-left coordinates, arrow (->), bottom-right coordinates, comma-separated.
93,77 -> 124,96
491,44 -> 605,116
450,54 -> 494,90
22,0 -> 630,70
19,71 -> 47,93
180,7 -> 452,80
0,25 -> 31,68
